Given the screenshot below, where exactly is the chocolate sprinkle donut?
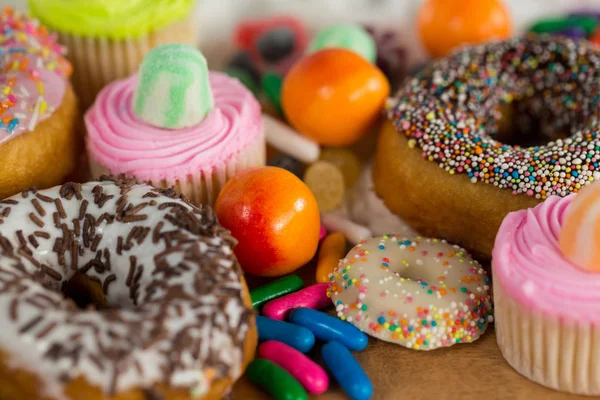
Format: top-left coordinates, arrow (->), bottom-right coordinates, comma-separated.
387,35 -> 600,199
0,176 -> 254,398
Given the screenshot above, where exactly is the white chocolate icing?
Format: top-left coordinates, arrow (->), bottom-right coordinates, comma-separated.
328,236 -> 493,350
0,178 -> 253,399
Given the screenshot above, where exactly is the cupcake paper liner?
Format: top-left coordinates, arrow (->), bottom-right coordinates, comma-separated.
60,15 -> 197,111
88,131 -> 265,206
493,269 -> 600,395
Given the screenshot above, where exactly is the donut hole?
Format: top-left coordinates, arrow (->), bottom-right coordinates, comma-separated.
493,98 -> 576,148
61,272 -> 106,310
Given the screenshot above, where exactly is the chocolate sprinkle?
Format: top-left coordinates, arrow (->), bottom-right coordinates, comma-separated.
0,177 -> 252,397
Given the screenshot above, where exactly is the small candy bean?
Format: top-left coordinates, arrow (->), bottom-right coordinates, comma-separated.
250,275 -> 304,309
262,283 -> 331,320
261,72 -> 284,113
258,340 -> 329,394
556,26 -> 587,39
321,213 -> 372,244
322,341 -> 373,400
246,358 -> 308,400
256,316 -> 315,353
319,224 -> 327,241
289,308 -> 368,351
263,113 -> 320,164
316,232 -> 346,283
530,16 -> 598,35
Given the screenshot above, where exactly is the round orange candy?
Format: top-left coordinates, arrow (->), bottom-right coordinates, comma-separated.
418,0 -> 512,58
215,166 -> 320,277
282,48 -> 390,147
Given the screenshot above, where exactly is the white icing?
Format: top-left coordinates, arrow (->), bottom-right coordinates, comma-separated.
0,180 -> 252,399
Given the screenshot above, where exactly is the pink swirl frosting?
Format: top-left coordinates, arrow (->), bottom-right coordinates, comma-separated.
85,72 -> 263,181
493,195 -> 600,322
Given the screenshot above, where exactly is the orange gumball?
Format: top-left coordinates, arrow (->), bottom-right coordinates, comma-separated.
282,48 -> 390,147
215,167 -> 320,277
418,0 -> 512,58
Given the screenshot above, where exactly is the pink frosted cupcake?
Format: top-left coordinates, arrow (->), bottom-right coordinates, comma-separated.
493,183 -> 600,395
85,43 -> 265,205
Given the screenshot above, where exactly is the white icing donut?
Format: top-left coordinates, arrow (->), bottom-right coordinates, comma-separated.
328,235 -> 493,350
0,177 -> 254,399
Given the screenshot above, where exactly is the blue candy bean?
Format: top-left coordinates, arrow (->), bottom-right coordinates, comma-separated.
289,308 -> 368,351
557,26 -> 587,38
322,341 -> 373,400
256,316 -> 315,353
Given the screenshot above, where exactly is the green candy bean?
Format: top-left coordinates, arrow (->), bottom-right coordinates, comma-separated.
246,358 -> 308,400
250,275 -> 304,309
530,16 -> 598,36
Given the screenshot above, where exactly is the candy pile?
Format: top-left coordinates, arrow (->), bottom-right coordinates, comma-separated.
222,16 -> 396,218
248,275 -> 373,400
529,10 -> 600,42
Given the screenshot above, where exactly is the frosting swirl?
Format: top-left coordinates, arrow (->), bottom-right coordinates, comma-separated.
85,72 -> 263,182
29,0 -> 195,39
493,195 -> 600,321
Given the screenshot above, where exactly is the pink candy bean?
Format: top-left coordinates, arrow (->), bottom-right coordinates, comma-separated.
262,283 -> 331,320
258,340 -> 329,394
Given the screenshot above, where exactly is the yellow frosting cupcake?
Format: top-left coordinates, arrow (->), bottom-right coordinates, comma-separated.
29,0 -> 198,110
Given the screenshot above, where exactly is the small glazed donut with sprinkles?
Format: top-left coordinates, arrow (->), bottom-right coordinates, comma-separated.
328,235 -> 493,350
373,35 -> 600,259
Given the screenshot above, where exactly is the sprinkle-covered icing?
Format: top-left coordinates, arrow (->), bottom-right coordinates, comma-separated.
0,8 -> 71,143
0,177 -> 253,399
328,236 -> 493,350
494,194 -> 600,322
85,72 -> 263,182
387,35 -> 600,200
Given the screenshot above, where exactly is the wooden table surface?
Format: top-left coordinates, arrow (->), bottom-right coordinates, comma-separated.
233,264 -> 587,400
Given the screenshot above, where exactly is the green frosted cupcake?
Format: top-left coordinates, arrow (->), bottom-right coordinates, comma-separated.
29,0 -> 198,110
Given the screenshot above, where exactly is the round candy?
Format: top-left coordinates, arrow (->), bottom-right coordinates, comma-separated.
282,48 -> 390,147
320,148 -> 361,188
268,154 -> 304,179
226,50 -> 261,82
215,167 -> 320,277
133,44 -> 213,129
560,182 -> 600,272
303,161 -> 345,212
246,358 -> 308,400
418,0 -> 512,58
307,24 -> 377,63
257,27 -> 296,63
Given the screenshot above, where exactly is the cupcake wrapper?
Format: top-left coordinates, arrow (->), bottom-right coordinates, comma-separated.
88,131 -> 265,206
493,269 -> 600,395
59,15 -> 198,111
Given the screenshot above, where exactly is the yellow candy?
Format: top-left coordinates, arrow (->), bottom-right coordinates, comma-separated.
316,232 -> 347,283
303,161 -> 345,212
319,148 -> 361,189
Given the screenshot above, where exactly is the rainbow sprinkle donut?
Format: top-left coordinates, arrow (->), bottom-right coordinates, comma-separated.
328,236 -> 493,350
374,35 -> 600,259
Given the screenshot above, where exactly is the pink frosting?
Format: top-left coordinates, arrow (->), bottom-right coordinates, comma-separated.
493,195 -> 600,322
85,71 -> 263,181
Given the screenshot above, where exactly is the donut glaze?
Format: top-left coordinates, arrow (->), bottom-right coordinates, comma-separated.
0,8 -> 71,143
0,177 -> 254,399
329,236 -> 493,350
85,72 -> 263,182
386,35 -> 600,200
